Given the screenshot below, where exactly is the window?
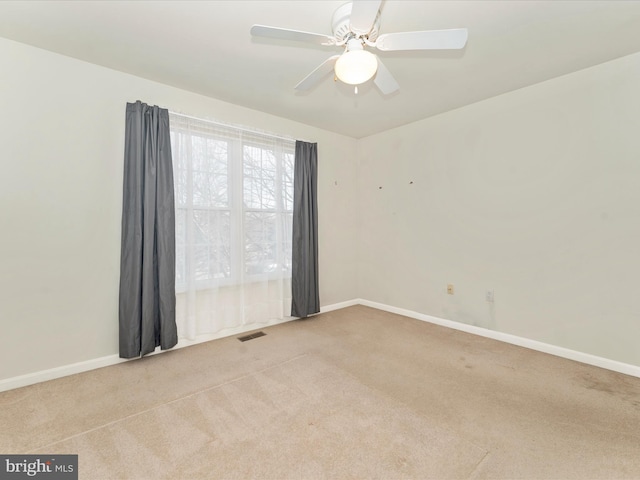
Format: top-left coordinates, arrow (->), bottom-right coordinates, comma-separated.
169,114 -> 294,290
243,142 -> 294,277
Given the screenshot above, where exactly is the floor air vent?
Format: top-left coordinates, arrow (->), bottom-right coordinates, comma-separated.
237,331 -> 266,342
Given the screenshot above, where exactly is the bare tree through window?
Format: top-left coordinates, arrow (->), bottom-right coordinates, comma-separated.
170,116 -> 294,290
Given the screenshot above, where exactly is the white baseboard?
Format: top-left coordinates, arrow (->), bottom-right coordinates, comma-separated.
320,298 -> 360,313
0,354 -> 129,393
357,298 -> 640,379
0,300 -> 354,392
3,298 -> 638,392
0,318 -> 293,393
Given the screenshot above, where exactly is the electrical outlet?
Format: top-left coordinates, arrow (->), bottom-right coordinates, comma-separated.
486,290 -> 494,303
447,284 -> 454,295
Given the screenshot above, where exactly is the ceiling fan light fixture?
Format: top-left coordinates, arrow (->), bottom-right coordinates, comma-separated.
334,46 -> 378,85
252,2 -> 468,95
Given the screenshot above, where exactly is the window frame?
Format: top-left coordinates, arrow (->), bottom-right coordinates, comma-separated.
170,115 -> 294,292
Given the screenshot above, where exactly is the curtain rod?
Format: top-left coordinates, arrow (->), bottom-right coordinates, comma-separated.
168,110 -> 306,144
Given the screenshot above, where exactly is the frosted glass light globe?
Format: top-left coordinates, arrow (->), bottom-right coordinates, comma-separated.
334,49 -> 378,85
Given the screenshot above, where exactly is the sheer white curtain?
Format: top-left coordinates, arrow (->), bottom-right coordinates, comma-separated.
169,113 -> 294,340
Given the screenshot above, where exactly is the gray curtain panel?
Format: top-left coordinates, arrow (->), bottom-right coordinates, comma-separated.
119,101 -> 177,358
291,140 -> 320,318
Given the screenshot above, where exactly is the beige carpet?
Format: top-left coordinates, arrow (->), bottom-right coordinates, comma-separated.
2,305 -> 640,479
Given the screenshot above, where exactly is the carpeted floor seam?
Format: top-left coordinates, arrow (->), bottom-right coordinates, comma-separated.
467,451 -> 492,479
26,353 -> 310,454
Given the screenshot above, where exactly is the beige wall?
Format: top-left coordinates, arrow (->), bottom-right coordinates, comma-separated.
2,34 -> 639,384
0,38 -> 358,381
357,52 -> 640,366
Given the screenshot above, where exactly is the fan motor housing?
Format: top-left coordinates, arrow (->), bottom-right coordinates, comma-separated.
332,2 -> 380,42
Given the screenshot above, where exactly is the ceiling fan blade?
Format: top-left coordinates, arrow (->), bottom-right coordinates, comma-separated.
349,0 -> 382,35
373,56 -> 400,95
376,28 -> 468,51
295,55 -> 341,91
251,24 -> 336,46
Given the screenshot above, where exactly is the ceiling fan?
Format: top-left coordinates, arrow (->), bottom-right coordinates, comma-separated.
250,0 -> 468,95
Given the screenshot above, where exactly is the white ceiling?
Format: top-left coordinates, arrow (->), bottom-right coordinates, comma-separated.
1,1 -> 640,138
